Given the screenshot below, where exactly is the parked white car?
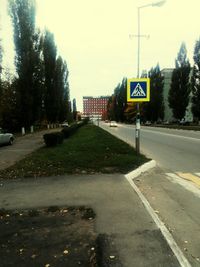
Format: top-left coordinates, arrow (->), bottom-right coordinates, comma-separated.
0,128 -> 14,145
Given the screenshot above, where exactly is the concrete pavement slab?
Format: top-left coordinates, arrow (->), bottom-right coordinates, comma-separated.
0,174 -> 180,266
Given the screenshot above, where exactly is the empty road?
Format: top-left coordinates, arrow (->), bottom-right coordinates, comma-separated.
100,123 -> 200,173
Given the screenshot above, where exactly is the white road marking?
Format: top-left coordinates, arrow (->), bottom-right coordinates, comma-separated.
125,175 -> 192,267
141,128 -> 200,142
119,124 -> 200,141
166,173 -> 200,198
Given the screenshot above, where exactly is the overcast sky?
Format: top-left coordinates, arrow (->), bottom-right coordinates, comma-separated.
1,0 -> 200,111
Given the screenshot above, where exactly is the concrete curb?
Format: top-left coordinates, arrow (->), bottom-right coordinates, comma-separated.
125,160 -> 156,180
125,160 -> 192,267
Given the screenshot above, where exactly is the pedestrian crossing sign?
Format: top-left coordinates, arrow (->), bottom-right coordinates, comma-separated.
127,78 -> 150,102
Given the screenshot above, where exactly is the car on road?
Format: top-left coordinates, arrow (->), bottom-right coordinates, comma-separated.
0,128 -> 14,145
179,118 -> 190,126
144,121 -> 151,126
110,121 -> 117,127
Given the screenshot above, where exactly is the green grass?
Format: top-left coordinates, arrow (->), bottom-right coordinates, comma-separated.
0,125 -> 149,179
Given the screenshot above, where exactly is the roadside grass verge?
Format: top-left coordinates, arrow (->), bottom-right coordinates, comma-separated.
0,124 -> 149,179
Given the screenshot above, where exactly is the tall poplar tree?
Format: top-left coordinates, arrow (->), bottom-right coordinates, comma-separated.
143,64 -> 164,122
43,30 -> 57,123
0,34 -> 3,124
9,0 -> 43,128
54,56 -> 70,122
191,39 -> 200,121
72,98 -> 77,120
168,43 -> 191,120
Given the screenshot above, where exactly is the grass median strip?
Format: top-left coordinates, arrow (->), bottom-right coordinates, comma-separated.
0,124 -> 148,179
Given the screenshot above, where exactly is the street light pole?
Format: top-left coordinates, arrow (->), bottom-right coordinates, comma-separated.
135,0 -> 166,155
135,6 -> 141,155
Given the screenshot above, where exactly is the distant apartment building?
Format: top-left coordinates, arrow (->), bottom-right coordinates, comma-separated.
161,68 -> 193,122
161,68 -> 174,122
83,96 -> 110,119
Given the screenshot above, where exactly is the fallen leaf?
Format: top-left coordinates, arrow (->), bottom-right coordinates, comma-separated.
109,255 -> 115,259
31,254 -> 37,259
63,209 -> 68,213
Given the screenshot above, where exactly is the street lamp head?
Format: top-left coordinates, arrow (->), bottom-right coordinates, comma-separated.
152,0 -> 166,7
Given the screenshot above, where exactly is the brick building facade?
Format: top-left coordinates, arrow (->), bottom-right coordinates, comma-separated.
83,96 -> 109,119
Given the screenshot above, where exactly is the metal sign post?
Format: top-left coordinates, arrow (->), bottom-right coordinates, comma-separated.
127,78 -> 150,154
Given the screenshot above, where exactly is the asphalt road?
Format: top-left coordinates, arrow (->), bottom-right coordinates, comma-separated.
100,123 -> 200,172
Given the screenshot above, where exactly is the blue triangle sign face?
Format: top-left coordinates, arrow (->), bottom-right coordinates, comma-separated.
131,83 -> 146,97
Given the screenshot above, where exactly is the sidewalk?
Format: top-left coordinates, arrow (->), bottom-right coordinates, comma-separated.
0,174 -> 180,266
0,128 -> 59,170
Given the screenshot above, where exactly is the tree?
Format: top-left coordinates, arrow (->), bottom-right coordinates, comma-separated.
0,35 -> 2,78
54,56 -> 70,122
32,29 -> 45,123
0,32 -> 3,125
72,98 -> 77,120
142,64 -> 164,122
168,43 -> 191,120
191,38 -> 200,121
9,0 -> 44,128
115,78 -> 127,122
43,29 -> 57,123
107,78 -> 127,122
107,95 -> 116,121
0,78 -> 18,131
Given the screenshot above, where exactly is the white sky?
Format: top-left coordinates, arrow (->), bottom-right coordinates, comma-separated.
1,0 -> 200,111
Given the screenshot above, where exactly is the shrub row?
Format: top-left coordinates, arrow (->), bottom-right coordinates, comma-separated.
43,120 -> 88,147
43,132 -> 64,147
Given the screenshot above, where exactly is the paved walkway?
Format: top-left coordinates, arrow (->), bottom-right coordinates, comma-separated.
0,175 -> 180,266
0,128 -> 58,170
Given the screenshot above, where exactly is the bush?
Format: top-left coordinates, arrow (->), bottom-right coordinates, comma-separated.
43,132 -> 64,147
62,124 -> 78,138
61,121 -> 88,139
